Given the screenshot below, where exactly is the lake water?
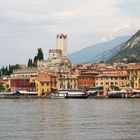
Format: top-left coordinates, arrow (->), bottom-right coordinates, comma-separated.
0,99 -> 140,140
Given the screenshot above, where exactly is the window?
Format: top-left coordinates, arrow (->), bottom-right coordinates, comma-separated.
111,82 -> 114,85
42,89 -> 44,93
115,82 -> 118,85
106,82 -> 109,85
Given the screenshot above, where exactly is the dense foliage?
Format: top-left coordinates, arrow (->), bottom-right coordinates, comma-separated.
0,83 -> 5,91
28,48 -> 44,68
0,64 -> 20,77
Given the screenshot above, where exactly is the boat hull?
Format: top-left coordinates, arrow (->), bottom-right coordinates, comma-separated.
65,95 -> 88,99
50,96 -> 65,99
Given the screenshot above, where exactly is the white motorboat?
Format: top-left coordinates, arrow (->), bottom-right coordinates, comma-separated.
50,92 -> 66,99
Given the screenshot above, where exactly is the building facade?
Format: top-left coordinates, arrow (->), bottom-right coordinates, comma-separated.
10,77 -> 33,92
127,64 -> 140,89
95,69 -> 129,90
78,71 -> 98,89
35,72 -> 57,96
57,73 -> 78,90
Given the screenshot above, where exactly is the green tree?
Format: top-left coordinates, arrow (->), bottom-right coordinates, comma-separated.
9,65 -> 13,75
6,84 -> 9,91
0,64 -> 20,76
33,56 -> 38,67
27,48 -> 44,68
28,59 -> 34,68
37,48 -> 44,61
0,84 -> 5,91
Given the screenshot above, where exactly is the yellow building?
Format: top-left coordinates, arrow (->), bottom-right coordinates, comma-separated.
127,64 -> 140,89
35,78 -> 51,96
57,73 -> 77,90
95,69 -> 129,90
35,73 -> 51,96
35,72 -> 57,96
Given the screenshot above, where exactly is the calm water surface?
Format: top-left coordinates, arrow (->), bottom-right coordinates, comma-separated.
0,99 -> 140,140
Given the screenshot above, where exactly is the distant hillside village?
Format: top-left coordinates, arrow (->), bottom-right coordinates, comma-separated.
0,33 -> 140,96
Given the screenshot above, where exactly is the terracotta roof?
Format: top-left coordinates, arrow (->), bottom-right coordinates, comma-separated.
10,77 -> 30,80
0,80 -> 7,84
95,73 -> 128,77
13,68 -> 38,74
104,68 -> 125,71
126,64 -> 140,70
36,73 -> 51,82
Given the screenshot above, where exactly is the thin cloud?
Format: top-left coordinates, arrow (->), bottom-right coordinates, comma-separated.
0,0 -> 140,66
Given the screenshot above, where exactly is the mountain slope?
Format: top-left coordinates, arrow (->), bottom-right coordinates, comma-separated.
69,36 -> 130,64
86,42 -> 125,63
108,30 -> 140,63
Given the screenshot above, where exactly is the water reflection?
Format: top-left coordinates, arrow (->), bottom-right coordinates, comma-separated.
0,99 -> 140,139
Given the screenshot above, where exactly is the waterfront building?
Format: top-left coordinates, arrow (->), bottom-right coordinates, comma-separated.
11,68 -> 38,78
35,72 -> 57,96
35,77 -> 50,96
78,71 -> 98,89
95,69 -> 129,91
10,77 -> 33,92
126,64 -> 140,89
9,68 -> 38,92
57,72 -> 78,90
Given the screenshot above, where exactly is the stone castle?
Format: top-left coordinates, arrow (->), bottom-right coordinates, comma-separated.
37,34 -> 72,73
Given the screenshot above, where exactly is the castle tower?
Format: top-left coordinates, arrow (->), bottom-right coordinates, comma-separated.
56,33 -> 67,56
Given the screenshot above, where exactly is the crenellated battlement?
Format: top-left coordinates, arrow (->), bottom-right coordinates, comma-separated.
49,49 -> 62,59
57,34 -> 67,39
37,33 -> 71,72
49,49 -> 62,54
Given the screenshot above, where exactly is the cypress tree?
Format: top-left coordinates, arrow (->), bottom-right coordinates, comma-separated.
37,48 -> 44,61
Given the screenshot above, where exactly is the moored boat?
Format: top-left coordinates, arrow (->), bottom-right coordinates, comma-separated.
50,92 -> 66,99
108,90 -> 128,98
65,91 -> 88,99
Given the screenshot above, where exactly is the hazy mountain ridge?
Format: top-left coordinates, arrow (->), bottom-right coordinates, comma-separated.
69,36 -> 130,64
85,42 -> 125,63
108,30 -> 140,63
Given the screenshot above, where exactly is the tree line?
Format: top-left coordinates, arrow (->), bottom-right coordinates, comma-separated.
0,64 -> 20,77
0,48 -> 44,78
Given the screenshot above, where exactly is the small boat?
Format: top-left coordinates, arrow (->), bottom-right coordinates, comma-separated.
108,90 -> 128,98
87,90 -> 104,98
18,91 -> 38,96
128,90 -> 140,98
50,92 -> 66,99
65,91 -> 88,99
0,91 -> 38,99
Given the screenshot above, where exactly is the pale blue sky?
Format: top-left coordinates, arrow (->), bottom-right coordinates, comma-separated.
0,0 -> 140,66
